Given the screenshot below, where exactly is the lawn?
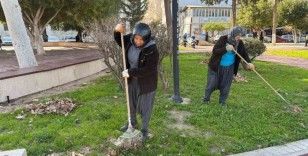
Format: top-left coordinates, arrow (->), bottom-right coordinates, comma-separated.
0,53 -> 307,155
265,49 -> 308,59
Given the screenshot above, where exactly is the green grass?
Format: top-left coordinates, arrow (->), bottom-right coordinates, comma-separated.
0,53 -> 307,155
265,49 -> 308,59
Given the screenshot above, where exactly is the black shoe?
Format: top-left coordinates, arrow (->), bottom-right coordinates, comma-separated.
141,129 -> 149,143
120,123 -> 136,132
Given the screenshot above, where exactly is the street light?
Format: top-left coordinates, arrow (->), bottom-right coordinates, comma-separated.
171,0 -> 183,103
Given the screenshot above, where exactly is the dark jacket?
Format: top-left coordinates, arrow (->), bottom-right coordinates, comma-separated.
209,35 -> 251,75
114,31 -> 159,94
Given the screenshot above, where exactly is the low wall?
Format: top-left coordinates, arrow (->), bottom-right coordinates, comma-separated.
0,59 -> 105,103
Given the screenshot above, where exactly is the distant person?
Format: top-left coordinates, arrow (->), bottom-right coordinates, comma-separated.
252,29 -> 257,38
75,35 -> 80,42
183,33 -> 188,47
259,31 -> 264,42
0,36 -> 2,50
305,35 -> 308,47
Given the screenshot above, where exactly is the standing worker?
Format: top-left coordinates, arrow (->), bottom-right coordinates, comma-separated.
114,23 -> 159,143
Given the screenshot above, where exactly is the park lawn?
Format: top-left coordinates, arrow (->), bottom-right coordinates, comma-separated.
0,53 -> 307,155
265,49 -> 308,59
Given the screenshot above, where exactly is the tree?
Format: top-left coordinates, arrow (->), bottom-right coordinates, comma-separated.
121,0 -> 148,29
85,17 -> 125,89
164,0 -> 172,37
51,0 -> 120,42
0,0 -> 37,68
238,0 -> 272,30
0,0 -> 76,55
202,22 -> 230,37
278,0 -> 308,43
271,0 -> 282,44
149,21 -> 172,93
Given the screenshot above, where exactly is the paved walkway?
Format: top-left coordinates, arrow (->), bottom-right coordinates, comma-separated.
256,55 -> 308,70
0,47 -> 99,75
231,139 -> 308,156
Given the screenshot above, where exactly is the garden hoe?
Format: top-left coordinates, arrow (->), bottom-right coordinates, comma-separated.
234,50 -> 302,113
113,33 -> 142,149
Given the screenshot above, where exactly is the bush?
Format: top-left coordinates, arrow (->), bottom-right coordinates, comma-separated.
243,38 -> 266,61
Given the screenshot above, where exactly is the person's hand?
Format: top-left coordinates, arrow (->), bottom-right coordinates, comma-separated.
247,63 -> 255,71
226,44 -> 234,51
115,23 -> 126,34
122,69 -> 129,78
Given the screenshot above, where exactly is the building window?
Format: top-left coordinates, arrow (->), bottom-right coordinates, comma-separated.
215,9 -> 218,17
202,9 -> 205,17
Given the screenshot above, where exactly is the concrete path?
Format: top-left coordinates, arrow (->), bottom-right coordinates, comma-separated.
231,139 -> 308,156
256,55 -> 308,70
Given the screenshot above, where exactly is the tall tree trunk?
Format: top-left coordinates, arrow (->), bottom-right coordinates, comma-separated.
32,21 -> 45,55
293,29 -> 298,43
0,0 -> 38,68
164,0 -> 172,33
160,0 -> 172,92
232,0 -> 237,27
272,0 -> 278,45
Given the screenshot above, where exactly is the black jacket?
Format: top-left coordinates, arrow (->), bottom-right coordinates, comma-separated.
209,35 -> 251,75
114,31 -> 159,94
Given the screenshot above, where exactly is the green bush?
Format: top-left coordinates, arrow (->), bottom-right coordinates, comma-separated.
243,38 -> 266,61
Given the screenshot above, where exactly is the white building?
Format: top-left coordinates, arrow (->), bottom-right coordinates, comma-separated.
180,4 -> 232,37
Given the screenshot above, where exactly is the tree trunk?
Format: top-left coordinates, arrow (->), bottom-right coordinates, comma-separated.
164,0 -> 172,33
293,29 -> 298,43
77,29 -> 83,42
32,22 -> 45,55
0,0 -> 38,68
231,0 -> 237,27
272,0 -> 278,45
159,64 -> 169,93
160,0 -> 172,92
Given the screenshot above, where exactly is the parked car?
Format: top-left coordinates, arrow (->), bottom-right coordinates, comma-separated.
64,35 -> 76,42
263,36 -> 272,43
2,36 -> 12,46
281,34 -> 293,43
48,36 -> 60,42
299,36 -> 306,43
245,33 -> 253,38
264,35 -> 287,43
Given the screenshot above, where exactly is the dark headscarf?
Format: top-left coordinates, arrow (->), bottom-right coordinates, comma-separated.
227,26 -> 243,50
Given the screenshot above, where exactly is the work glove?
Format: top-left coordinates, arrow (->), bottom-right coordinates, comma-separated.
122,69 -> 129,78
226,44 -> 234,51
247,63 -> 255,71
115,23 -> 126,34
